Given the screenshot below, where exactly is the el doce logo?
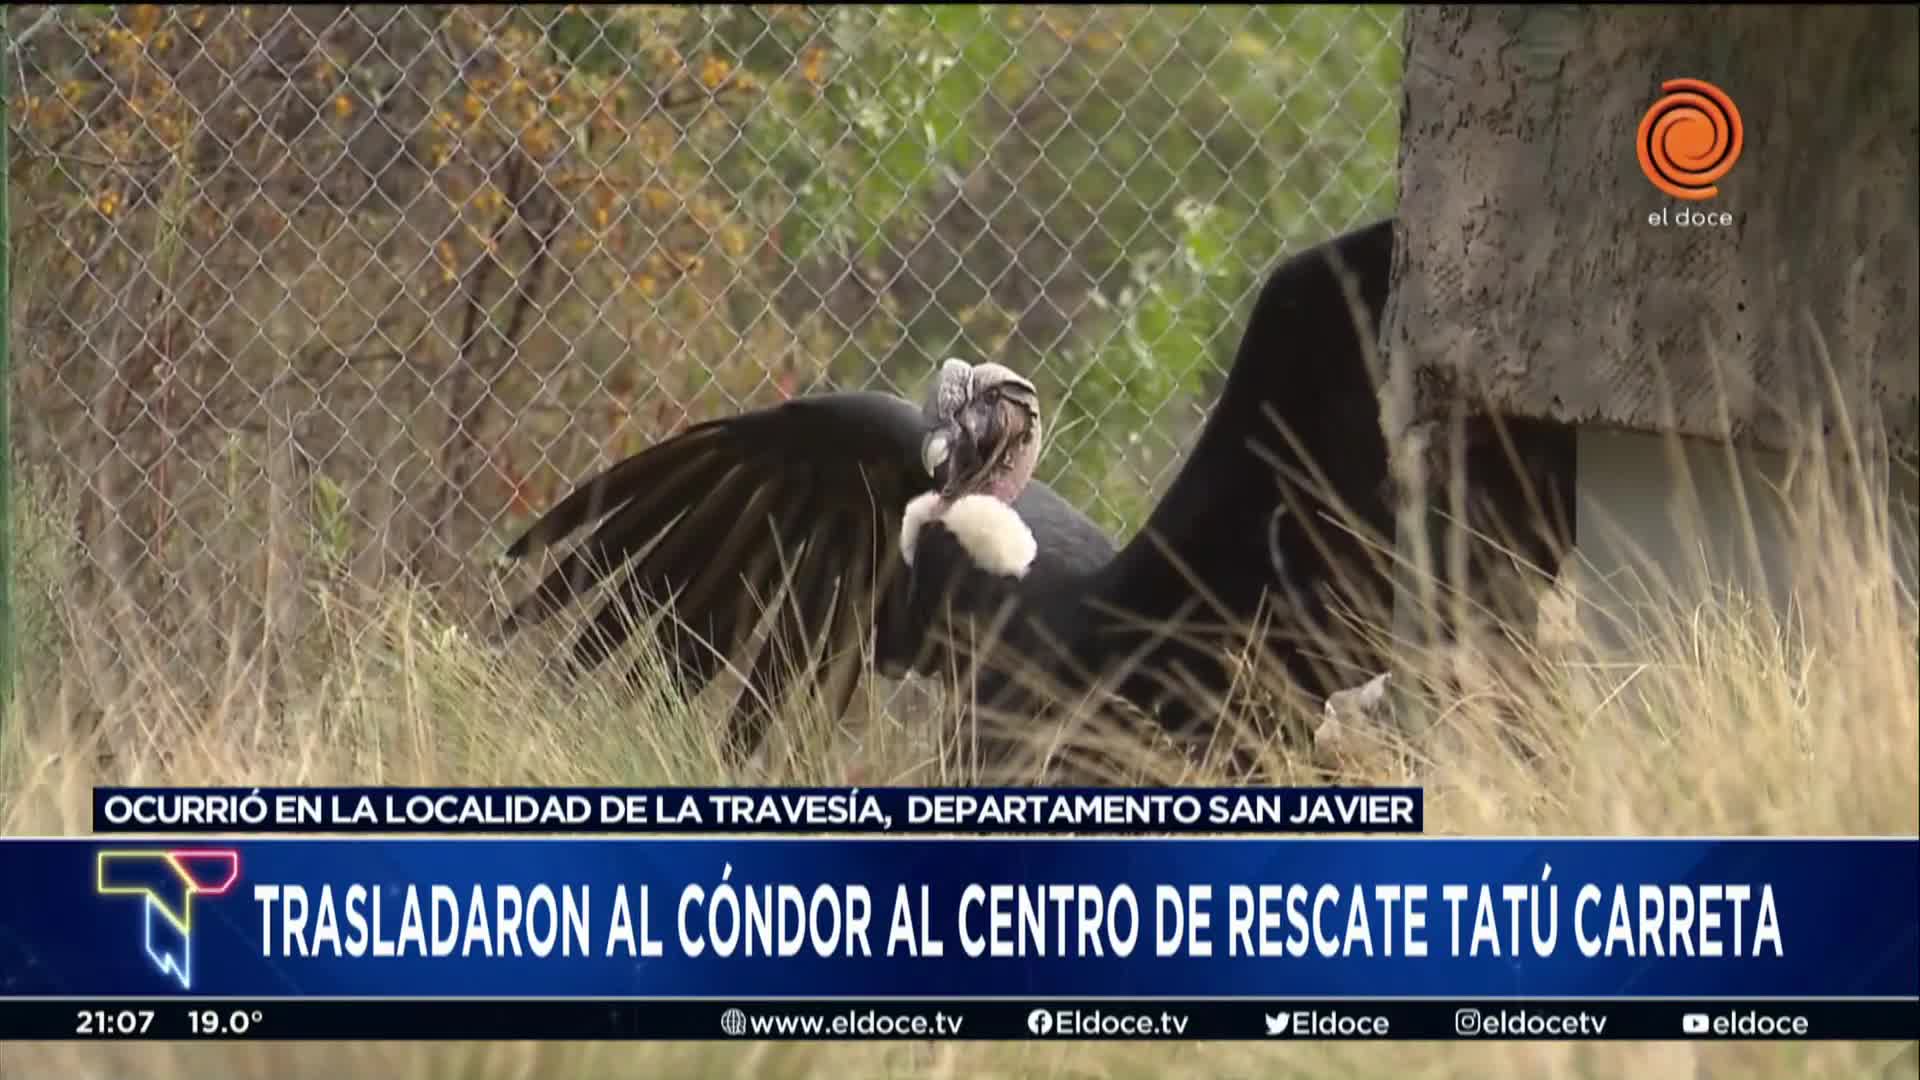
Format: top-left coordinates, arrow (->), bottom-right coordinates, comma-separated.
1637,77 -> 1744,201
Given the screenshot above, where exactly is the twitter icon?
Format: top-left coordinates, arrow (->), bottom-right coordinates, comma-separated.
1264,1012 -> 1292,1036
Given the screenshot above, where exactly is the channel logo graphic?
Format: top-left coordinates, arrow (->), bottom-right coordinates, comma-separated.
1636,77 -> 1744,201
95,849 -> 241,990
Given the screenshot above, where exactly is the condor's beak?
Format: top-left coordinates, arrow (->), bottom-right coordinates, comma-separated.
927,414 -> 999,500
922,425 -> 957,493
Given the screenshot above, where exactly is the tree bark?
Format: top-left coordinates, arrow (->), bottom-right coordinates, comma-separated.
1380,5 -> 1920,682
1384,5 -> 1919,460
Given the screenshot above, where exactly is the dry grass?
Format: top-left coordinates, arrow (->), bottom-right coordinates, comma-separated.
0,427 -> 1915,1079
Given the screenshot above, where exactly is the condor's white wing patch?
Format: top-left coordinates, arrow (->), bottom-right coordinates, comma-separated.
900,491 -> 945,565
899,492 -> 1036,578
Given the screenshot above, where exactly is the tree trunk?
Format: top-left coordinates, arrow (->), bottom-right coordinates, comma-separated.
1381,4 -> 1919,665
1385,4 -> 1918,456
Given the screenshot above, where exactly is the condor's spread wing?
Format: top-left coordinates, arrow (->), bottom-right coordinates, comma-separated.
1070,220 -> 1401,712
501,390 -> 936,751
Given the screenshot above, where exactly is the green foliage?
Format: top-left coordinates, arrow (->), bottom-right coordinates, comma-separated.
1054,197 -> 1249,531
10,3 -> 1405,619
310,474 -> 355,573
521,4 -> 641,74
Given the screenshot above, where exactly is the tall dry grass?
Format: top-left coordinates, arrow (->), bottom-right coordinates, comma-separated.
1,413 -> 1915,1078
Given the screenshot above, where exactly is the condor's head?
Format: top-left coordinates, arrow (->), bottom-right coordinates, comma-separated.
919,358 -> 1041,504
901,359 -> 1043,578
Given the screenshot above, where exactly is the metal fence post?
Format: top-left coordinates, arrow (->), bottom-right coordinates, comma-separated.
1,12 -> 15,722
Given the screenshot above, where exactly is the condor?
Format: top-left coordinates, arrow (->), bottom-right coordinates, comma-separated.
502,220 -> 1573,764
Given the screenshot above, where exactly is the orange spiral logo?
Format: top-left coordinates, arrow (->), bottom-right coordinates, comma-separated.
1636,78 -> 1744,201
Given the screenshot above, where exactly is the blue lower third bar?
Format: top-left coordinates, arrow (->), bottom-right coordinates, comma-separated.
4,837 -> 1913,1001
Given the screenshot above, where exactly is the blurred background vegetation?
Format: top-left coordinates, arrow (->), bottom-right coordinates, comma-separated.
5,4 -> 1401,690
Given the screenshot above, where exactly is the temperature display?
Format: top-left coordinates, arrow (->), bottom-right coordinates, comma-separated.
188,1008 -> 265,1036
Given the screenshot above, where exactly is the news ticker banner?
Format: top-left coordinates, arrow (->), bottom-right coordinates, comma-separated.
7,997 -> 1915,1041
91,785 -> 1424,834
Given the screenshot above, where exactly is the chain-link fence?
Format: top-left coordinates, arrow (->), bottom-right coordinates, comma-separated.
5,4 -> 1402,699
